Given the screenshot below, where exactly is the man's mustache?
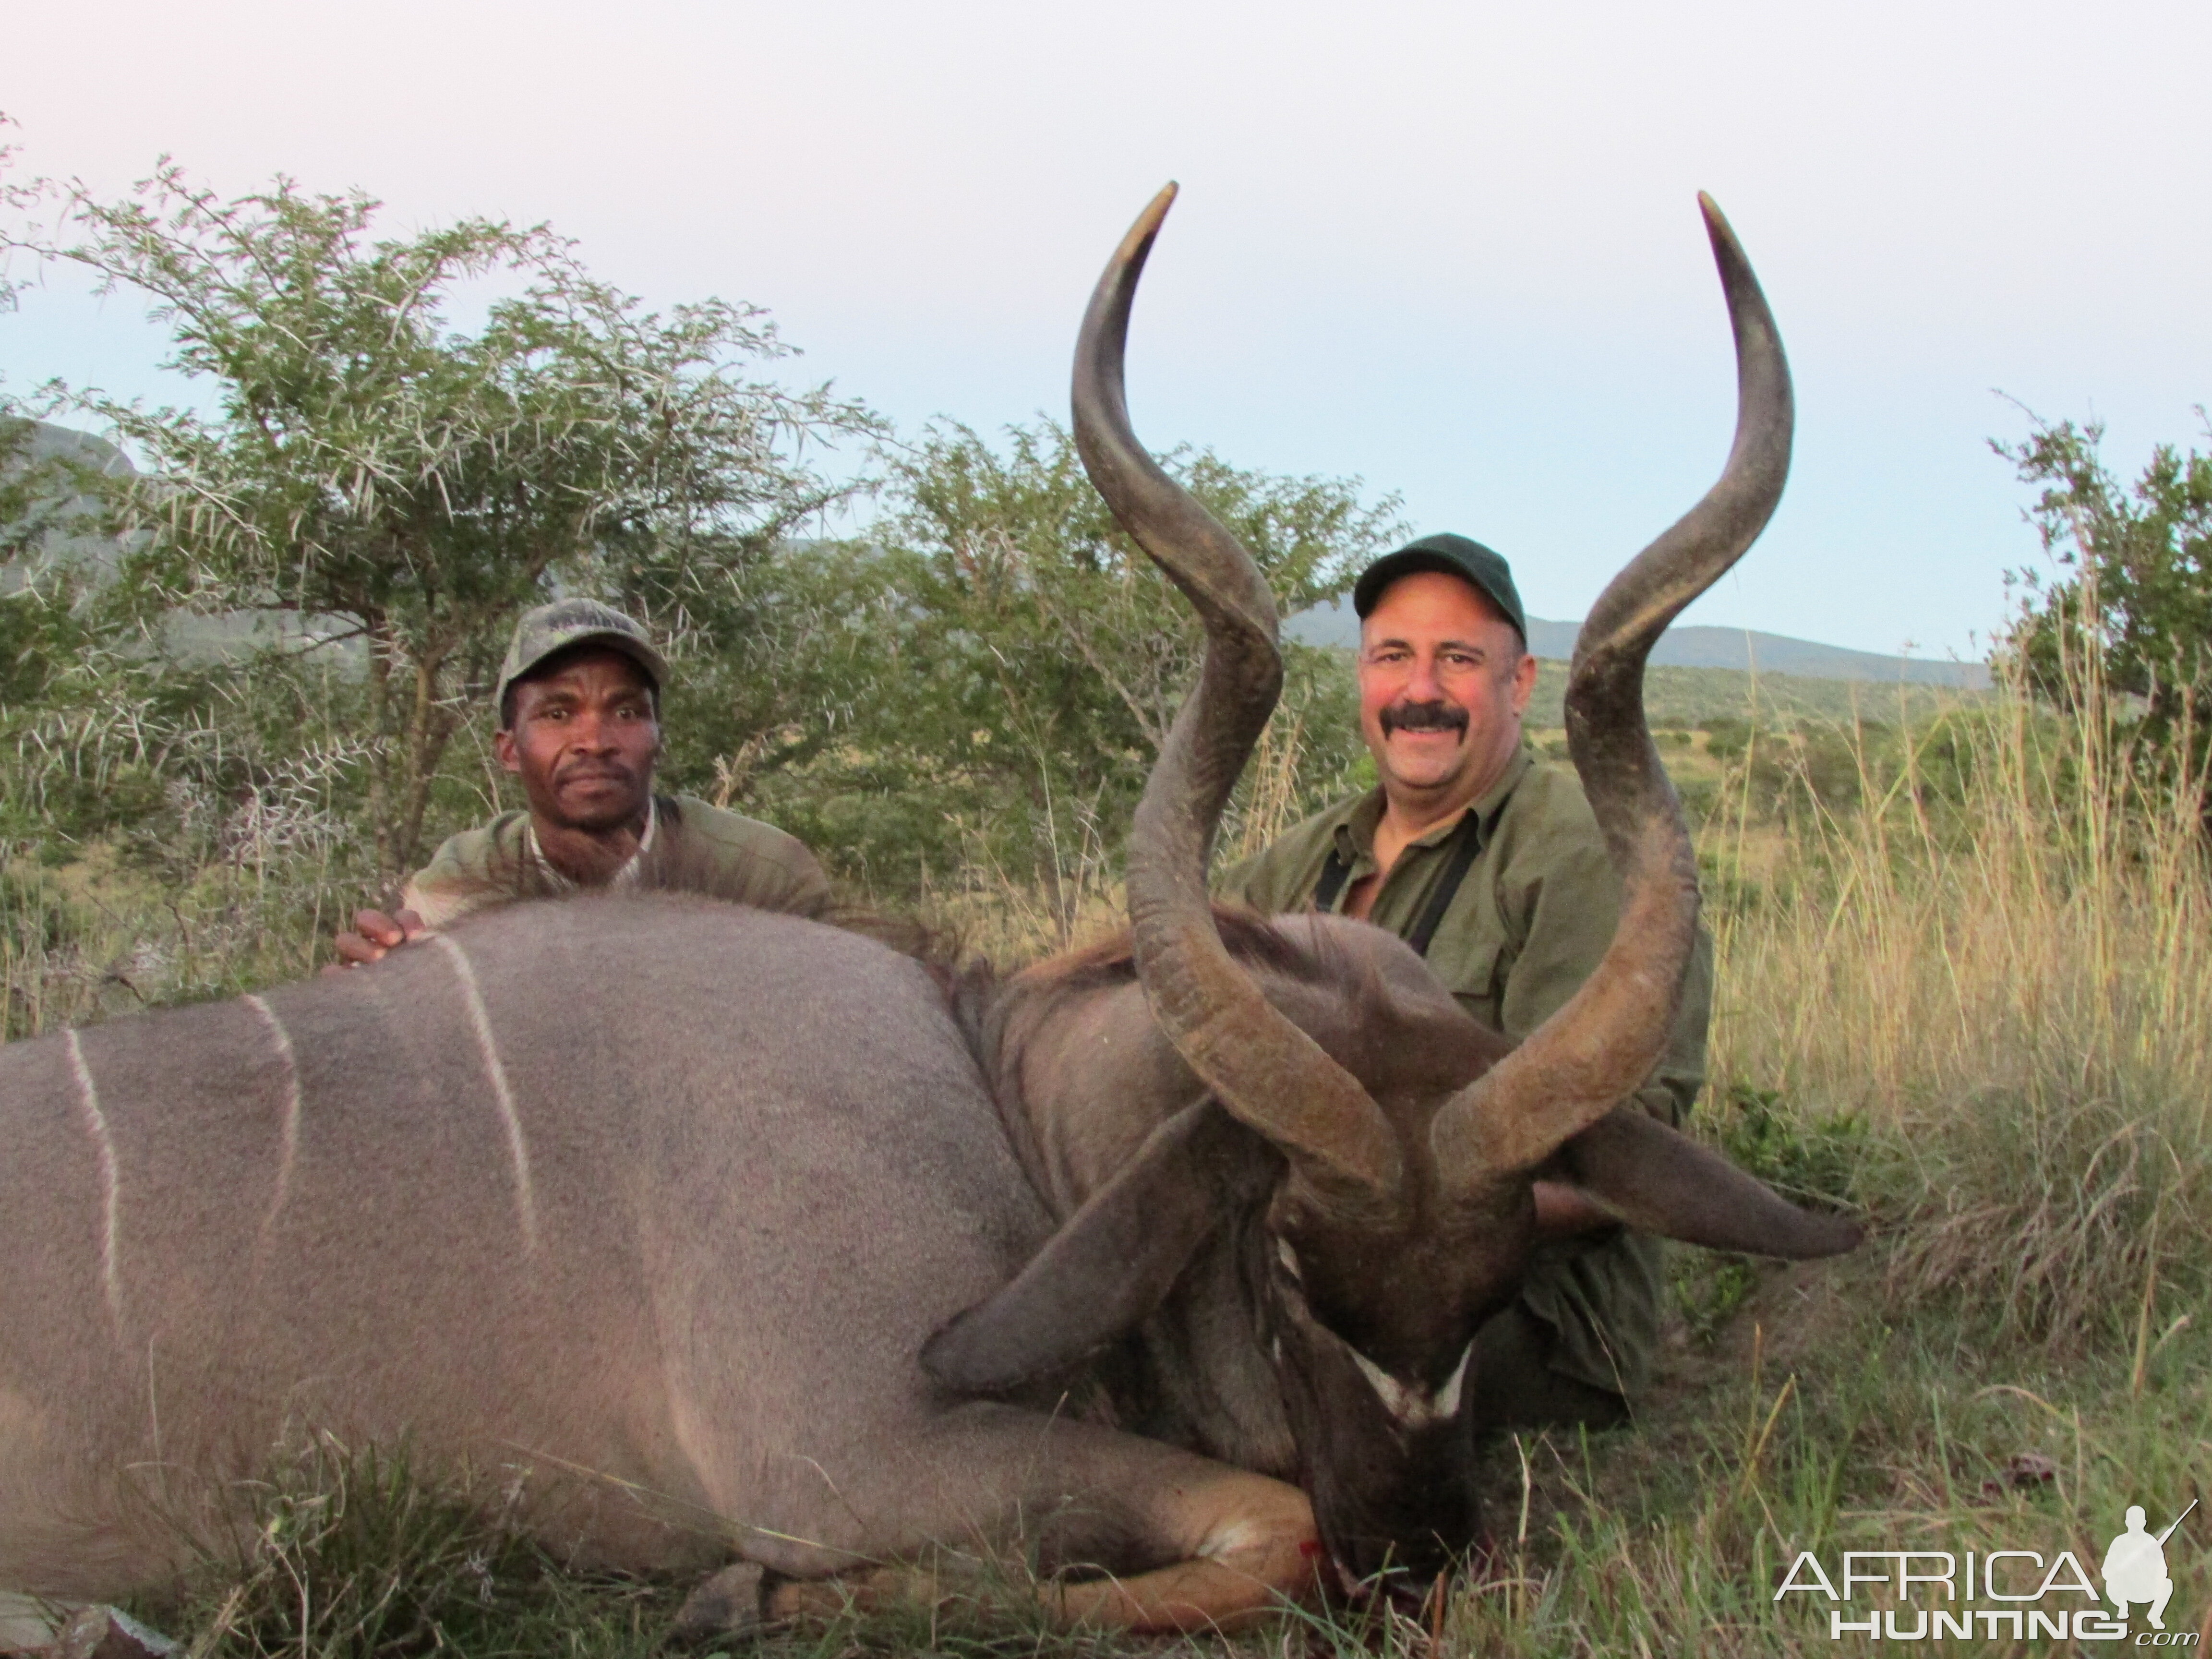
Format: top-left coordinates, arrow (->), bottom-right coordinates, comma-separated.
1381,701 -> 1469,738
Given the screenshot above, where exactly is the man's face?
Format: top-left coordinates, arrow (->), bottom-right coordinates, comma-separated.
1357,570 -> 1536,808
493,647 -> 661,833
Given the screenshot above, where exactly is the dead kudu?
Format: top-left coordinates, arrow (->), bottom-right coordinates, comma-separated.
0,189 -> 1857,1636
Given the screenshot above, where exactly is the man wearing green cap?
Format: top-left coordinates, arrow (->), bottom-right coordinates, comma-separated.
1217,533 -> 1710,1427
334,599 -> 832,965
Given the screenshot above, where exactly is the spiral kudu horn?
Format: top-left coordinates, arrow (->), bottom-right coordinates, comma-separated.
1073,184 -> 1402,1203
1431,193 -> 1795,1183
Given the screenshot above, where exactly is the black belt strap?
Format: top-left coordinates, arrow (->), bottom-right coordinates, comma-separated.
1407,813 -> 1485,956
1310,806 -> 1486,960
1312,847 -> 1355,913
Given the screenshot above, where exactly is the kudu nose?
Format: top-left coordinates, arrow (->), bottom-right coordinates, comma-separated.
1310,1416 -> 1479,1595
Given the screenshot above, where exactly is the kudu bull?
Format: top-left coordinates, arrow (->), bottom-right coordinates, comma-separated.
0,188 -> 1858,1635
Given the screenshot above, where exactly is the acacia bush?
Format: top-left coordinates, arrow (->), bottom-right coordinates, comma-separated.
710,420 -> 1398,931
2000,410 -> 2212,826
3,162 -> 878,877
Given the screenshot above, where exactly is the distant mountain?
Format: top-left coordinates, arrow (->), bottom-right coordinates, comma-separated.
8,420 -> 1991,692
1286,596 -> 1990,690
0,419 -> 134,590
1,420 -> 334,659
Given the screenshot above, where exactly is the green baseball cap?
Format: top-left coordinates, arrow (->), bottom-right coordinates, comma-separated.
1351,533 -> 1527,644
493,599 -> 670,722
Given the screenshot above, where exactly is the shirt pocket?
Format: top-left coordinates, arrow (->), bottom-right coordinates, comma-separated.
1436,934 -> 1505,1031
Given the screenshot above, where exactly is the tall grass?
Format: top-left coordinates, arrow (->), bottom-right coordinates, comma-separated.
1706,655 -> 2211,1347
1475,641 -> 2212,1656
9,659 -> 2209,1654
0,850 -> 352,1039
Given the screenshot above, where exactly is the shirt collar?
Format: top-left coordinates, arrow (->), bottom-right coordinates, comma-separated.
1333,745 -> 1534,865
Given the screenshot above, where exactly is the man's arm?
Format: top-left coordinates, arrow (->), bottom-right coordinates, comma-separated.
329,822 -> 494,967
752,842 -> 835,920
1214,847 -> 1294,914
670,799 -> 837,919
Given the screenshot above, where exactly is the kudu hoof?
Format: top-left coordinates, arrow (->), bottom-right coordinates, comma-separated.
669,1561 -> 769,1647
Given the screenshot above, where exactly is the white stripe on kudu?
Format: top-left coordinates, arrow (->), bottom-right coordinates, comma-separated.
241,994 -> 302,1247
64,1027 -> 124,1329
432,934 -> 541,1254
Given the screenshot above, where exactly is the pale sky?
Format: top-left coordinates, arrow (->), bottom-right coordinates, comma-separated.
6,0 -> 2208,658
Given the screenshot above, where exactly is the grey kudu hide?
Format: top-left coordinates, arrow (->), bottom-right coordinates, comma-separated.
0,189 -> 1857,1634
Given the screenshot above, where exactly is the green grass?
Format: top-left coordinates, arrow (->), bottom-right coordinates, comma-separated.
1451,1290 -> 2211,1654
8,662 -> 2208,1655
1,845 -> 349,1039
124,1439 -> 682,1659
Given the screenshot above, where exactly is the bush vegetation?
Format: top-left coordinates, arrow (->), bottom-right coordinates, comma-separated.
4,159 -> 2206,1655
6,632 -> 2202,1653
1999,410 -> 2212,789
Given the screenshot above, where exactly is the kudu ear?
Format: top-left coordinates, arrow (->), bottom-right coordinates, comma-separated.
922,1100 -> 1267,1394
1560,1107 -> 1863,1259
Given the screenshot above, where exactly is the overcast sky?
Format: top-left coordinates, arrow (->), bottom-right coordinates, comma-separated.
6,0 -> 2207,657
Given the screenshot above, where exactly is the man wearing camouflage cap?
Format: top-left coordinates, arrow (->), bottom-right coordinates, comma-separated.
1217,533 -> 1711,1431
335,599 -> 831,965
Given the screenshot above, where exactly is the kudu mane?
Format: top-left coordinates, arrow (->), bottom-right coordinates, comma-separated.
1021,904 -> 1328,996
607,839 -> 1434,1103
987,905 -> 1478,1109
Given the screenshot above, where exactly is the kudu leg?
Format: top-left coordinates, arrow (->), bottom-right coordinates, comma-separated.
761,1417 -> 1319,1635
1041,1464 -> 1318,1633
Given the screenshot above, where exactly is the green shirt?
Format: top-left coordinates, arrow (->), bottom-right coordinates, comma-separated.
1217,747 -> 1711,1397
402,794 -> 833,930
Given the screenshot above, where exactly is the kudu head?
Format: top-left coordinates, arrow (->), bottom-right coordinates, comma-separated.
925,185 -> 1861,1588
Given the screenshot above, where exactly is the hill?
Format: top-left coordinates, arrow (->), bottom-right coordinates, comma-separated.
1523,659 -> 1981,733
2,420 -> 353,659
1287,595 -> 1989,689
0,419 -> 134,591
7,419 -> 1990,717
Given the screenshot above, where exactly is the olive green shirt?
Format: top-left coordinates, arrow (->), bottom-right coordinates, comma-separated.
402,794 -> 832,931
1217,747 -> 1711,1398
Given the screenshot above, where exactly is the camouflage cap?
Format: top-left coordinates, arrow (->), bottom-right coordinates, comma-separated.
493,599 -> 670,723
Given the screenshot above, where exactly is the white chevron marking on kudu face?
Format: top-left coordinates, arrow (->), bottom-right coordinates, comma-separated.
63,1029 -> 123,1333
432,934 -> 540,1255
240,994 -> 302,1257
1347,1344 -> 1473,1432
1277,1239 -> 1471,1431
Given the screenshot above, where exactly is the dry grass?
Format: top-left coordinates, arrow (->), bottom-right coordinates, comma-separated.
9,658 -> 2211,1655
1704,663 -> 2212,1348
0,845 -> 350,1039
